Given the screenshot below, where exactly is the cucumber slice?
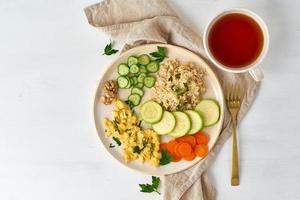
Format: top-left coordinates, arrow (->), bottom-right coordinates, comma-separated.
131,76 -> 138,85
117,76 -> 129,88
138,54 -> 150,65
125,77 -> 132,89
131,87 -> 144,96
185,110 -> 203,135
195,99 -> 220,127
129,64 -> 140,74
139,65 -> 147,73
146,61 -> 159,73
140,100 -> 163,124
128,94 -> 141,106
152,111 -> 176,135
135,82 -> 144,89
127,56 -> 138,66
168,112 -> 191,138
137,73 -> 147,83
118,63 -> 129,76
144,76 -> 156,88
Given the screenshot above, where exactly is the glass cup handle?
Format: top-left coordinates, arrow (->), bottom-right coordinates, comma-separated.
249,67 -> 264,82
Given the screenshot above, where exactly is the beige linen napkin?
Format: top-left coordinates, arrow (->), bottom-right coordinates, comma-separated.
84,0 -> 261,199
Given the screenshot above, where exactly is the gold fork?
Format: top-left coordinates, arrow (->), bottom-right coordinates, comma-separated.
226,84 -> 242,186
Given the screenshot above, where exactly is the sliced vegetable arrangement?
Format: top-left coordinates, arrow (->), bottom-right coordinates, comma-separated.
160,131 -> 210,163
140,99 -> 220,138
116,47 -> 167,107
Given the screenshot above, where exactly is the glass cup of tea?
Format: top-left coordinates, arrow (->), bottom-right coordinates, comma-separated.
203,8 -> 269,81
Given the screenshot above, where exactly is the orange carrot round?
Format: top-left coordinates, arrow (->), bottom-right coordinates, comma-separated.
183,151 -> 196,161
194,145 -> 209,157
176,135 -> 196,147
166,140 -> 178,154
195,132 -> 209,145
177,142 -> 192,157
160,143 -> 168,152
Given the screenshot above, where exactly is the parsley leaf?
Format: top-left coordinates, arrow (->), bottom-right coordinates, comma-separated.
160,149 -> 173,165
133,139 -> 149,154
103,41 -> 119,55
139,176 -> 161,194
150,46 -> 167,62
112,137 -> 121,146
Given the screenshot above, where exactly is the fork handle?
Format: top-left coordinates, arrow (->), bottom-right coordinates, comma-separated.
231,119 -> 240,186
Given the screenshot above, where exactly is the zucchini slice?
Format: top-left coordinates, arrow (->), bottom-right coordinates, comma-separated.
140,100 -> 163,124
131,87 -> 144,96
195,99 -> 220,127
168,112 -> 191,138
185,110 -> 203,134
152,111 -> 176,135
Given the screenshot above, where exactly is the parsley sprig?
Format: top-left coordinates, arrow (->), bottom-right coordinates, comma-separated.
109,137 -> 121,148
103,40 -> 119,55
160,149 -> 173,165
139,176 -> 161,194
150,46 -> 167,62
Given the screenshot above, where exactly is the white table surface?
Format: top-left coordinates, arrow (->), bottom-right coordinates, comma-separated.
1,0 -> 299,199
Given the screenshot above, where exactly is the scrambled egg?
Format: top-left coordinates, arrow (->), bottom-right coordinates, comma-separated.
103,100 -> 161,167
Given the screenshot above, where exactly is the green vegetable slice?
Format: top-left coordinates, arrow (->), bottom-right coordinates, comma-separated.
138,72 -> 147,83
152,111 -> 176,135
185,110 -> 203,134
146,61 -> 159,73
144,76 -> 156,88
168,111 -> 191,138
117,76 -> 129,88
128,94 -> 141,106
138,54 -> 150,65
129,64 -> 140,74
127,56 -> 138,66
195,99 -> 220,127
140,100 -> 163,124
131,87 -> 144,96
118,63 -> 129,76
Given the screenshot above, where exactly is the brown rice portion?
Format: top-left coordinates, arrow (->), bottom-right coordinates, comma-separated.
152,59 -> 206,111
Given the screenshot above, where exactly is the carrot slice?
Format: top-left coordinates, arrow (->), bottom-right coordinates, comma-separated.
176,135 -> 196,147
195,132 -> 209,145
183,151 -> 196,161
173,143 -> 182,157
177,142 -> 192,157
172,153 -> 182,162
166,140 -> 178,154
160,143 -> 168,152
194,145 -> 208,157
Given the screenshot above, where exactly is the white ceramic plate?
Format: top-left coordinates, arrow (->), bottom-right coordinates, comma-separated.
93,44 -> 224,175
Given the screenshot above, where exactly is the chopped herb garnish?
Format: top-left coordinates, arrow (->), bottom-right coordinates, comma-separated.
160,149 -> 173,165
103,40 -> 119,56
112,137 -> 121,146
150,46 -> 167,62
133,139 -> 149,154
109,143 -> 115,148
138,121 -> 142,127
139,176 -> 161,194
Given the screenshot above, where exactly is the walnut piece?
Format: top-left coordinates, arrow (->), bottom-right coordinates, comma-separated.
100,91 -> 117,105
100,80 -> 119,105
104,80 -> 118,94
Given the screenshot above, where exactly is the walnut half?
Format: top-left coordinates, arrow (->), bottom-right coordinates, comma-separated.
100,80 -> 118,105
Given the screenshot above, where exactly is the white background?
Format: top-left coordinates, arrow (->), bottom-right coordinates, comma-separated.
0,0 -> 299,199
